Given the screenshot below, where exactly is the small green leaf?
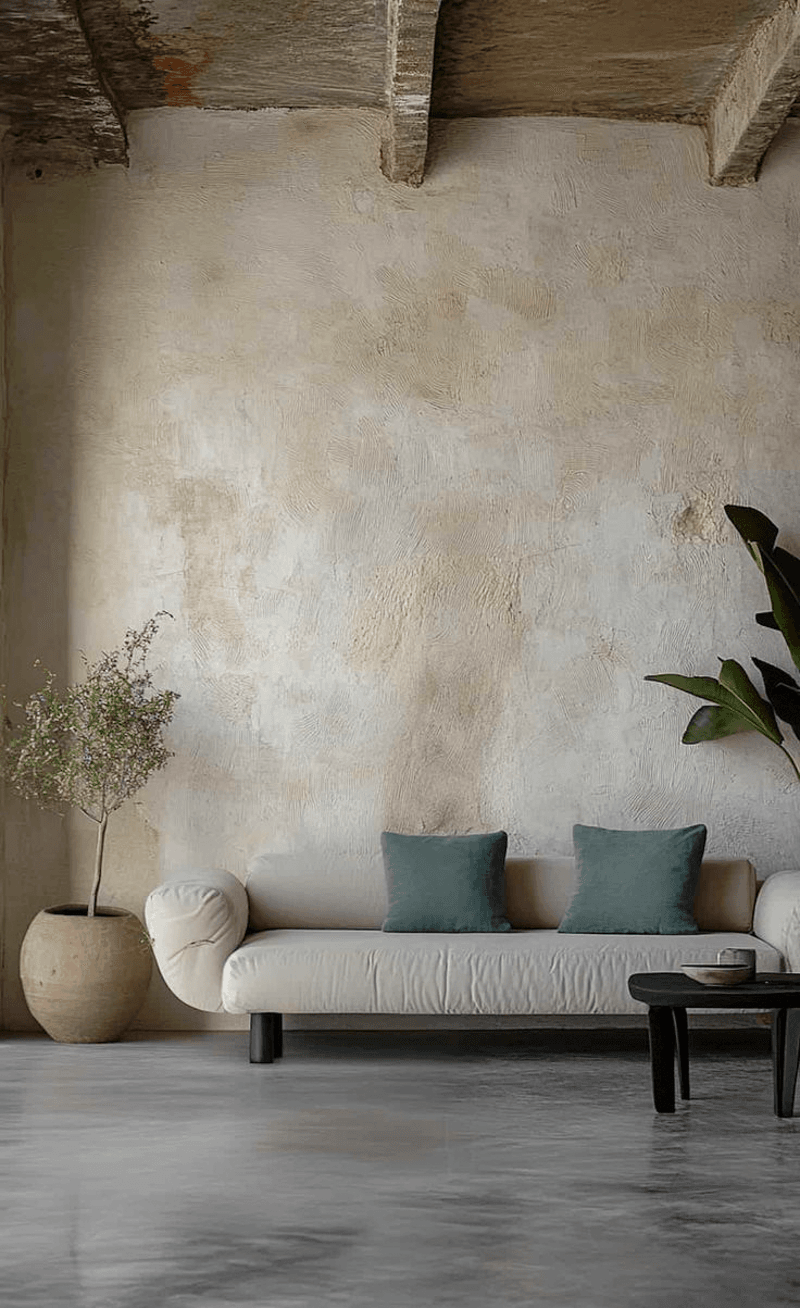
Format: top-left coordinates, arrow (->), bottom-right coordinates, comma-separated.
682,705 -> 755,743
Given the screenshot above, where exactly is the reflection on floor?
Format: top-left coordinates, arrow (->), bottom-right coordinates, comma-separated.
1,1027 -> 799,1307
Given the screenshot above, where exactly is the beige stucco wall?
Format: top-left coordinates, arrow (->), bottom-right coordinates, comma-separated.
4,108 -> 800,1030
0,119 -> 8,1029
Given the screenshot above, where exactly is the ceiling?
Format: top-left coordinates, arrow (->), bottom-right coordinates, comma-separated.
2,0 -> 799,184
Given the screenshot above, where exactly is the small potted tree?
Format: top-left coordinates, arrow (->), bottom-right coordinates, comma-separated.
3,612 -> 180,1042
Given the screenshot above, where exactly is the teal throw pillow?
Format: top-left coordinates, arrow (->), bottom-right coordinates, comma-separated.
558,823 -> 707,934
381,830 -> 511,933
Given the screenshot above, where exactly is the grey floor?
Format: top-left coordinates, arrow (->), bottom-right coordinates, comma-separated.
2,1026 -> 800,1308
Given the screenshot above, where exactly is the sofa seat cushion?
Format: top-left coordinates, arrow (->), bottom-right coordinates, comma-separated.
220,928 -> 783,1017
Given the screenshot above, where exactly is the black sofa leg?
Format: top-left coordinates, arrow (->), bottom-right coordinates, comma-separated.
274,1012 -> 283,1059
249,1013 -> 283,1064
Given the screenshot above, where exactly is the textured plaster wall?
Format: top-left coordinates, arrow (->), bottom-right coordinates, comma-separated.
0,122 -> 7,1029
4,108 -> 800,1030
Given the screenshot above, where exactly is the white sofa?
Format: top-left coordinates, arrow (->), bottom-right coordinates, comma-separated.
144,851 -> 800,1062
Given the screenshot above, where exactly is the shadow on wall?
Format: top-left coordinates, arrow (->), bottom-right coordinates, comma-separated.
2,159 -> 85,1029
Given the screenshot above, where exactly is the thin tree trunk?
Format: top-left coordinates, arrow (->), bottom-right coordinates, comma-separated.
88,812 -> 108,917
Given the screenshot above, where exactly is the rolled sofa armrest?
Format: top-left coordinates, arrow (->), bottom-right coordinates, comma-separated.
144,868 -> 250,1013
752,871 -> 800,973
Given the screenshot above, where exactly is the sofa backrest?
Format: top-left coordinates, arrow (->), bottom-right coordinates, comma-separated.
504,856 -> 756,931
246,851 -> 757,933
247,850 -> 387,930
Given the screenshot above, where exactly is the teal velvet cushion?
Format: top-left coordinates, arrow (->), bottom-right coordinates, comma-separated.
381,830 -> 511,932
557,823 -> 707,934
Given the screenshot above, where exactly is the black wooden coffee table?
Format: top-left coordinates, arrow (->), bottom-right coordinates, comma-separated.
627,972 -> 800,1117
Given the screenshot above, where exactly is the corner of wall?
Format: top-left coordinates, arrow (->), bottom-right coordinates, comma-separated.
0,117 -> 10,1031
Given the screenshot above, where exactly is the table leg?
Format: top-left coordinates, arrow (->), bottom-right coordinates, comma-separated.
772,1008 -> 800,1118
648,1006 -> 676,1113
673,1007 -> 690,1100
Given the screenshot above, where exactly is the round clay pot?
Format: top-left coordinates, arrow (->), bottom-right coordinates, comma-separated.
20,905 -> 152,1043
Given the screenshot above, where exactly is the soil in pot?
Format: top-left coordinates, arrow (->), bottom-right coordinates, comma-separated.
20,905 -> 152,1043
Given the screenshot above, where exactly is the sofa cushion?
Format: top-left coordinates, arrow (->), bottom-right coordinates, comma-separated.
220,927 -> 783,1016
381,831 -> 511,933
558,824 -> 707,934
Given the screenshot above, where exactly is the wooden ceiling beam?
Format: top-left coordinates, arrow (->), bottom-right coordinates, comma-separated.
0,0 -> 127,174
381,0 -> 442,185
706,0 -> 800,185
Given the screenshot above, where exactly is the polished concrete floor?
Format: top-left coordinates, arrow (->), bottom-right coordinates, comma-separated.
2,1026 -> 800,1307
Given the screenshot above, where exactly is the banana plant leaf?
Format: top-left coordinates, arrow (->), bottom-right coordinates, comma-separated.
753,657 -> 800,740
681,704 -> 757,743
767,547 -> 800,595
756,547 -> 800,633
755,545 -> 800,675
724,504 -> 800,631
645,659 -> 783,745
724,504 -> 778,561
754,546 -> 800,628
648,506 -> 800,781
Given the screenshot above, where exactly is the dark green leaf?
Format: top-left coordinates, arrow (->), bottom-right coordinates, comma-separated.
753,657 -> 800,741
645,672 -> 738,703
682,705 -> 755,743
646,662 -> 782,745
772,546 -> 800,596
717,659 -> 783,742
755,610 -> 780,630
724,504 -> 779,563
753,547 -> 800,629
725,499 -> 800,627
757,545 -> 800,675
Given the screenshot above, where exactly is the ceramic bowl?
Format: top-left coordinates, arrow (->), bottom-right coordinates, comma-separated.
680,963 -> 753,986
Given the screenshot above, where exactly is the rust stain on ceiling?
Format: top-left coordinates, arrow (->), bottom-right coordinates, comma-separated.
101,0 -> 387,110
151,51 -> 212,107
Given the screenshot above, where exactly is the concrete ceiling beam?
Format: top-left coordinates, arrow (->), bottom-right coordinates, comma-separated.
381,0 -> 442,185
706,0 -> 800,185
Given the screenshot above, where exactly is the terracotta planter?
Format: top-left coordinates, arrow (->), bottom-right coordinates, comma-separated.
20,905 -> 152,1043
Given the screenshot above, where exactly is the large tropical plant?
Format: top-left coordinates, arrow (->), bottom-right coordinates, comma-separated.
2,613 -> 180,915
646,505 -> 800,784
